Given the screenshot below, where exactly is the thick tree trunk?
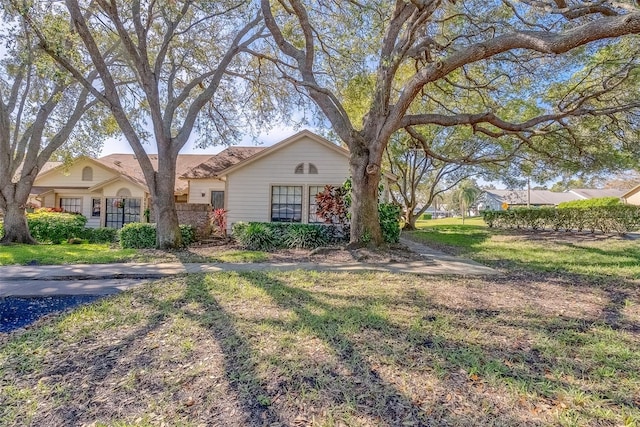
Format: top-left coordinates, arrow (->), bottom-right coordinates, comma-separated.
152,156 -> 182,249
1,201 -> 37,244
349,146 -> 383,247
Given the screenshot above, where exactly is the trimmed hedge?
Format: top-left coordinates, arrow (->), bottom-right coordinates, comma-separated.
83,227 -> 118,244
26,211 -> 87,244
558,197 -> 621,209
119,223 -> 196,248
482,205 -> 640,234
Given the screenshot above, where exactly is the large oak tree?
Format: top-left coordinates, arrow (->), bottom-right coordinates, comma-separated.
259,0 -> 640,246
24,0 -> 265,248
0,10 -> 107,244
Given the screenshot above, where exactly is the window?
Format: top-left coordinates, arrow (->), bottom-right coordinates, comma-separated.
309,163 -> 318,174
117,188 -> 132,197
211,191 -> 225,210
308,185 -> 327,223
294,163 -> 304,174
92,198 -> 101,217
271,186 -> 302,222
105,198 -> 141,229
60,198 -> 82,213
82,166 -> 93,181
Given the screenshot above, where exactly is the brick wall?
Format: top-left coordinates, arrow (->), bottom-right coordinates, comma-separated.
176,203 -> 212,239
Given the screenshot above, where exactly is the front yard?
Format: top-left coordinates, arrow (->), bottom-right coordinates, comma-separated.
1,220 -> 639,426
409,217 -> 640,279
0,242 -> 271,266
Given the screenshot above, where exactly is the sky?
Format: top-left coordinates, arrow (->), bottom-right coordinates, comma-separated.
99,125 -> 302,156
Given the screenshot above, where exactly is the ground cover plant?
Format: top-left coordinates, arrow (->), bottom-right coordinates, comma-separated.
0,270 -> 638,426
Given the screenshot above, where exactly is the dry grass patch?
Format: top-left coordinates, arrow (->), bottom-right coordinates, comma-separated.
1,271 -> 639,426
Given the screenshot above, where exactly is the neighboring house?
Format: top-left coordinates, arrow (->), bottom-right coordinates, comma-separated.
567,188 -> 626,200
481,188 -> 627,211
32,130 -> 376,230
622,185 -> 640,205
32,154 -> 210,228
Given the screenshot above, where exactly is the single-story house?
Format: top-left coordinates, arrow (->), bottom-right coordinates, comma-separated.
481,188 -> 626,211
32,130 -> 385,230
621,185 -> 640,205
32,153 -> 213,228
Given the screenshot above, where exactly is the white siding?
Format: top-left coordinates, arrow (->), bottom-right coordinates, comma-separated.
86,217 -> 101,228
42,193 -> 56,208
226,136 -> 349,227
102,181 -> 146,198
187,178 -> 226,204
51,191 -> 94,218
35,160 -> 116,187
625,191 -> 640,206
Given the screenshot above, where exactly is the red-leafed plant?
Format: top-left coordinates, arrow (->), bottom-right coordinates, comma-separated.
315,185 -> 349,227
211,208 -> 227,237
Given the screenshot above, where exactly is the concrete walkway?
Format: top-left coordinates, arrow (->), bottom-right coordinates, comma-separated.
0,239 -> 498,296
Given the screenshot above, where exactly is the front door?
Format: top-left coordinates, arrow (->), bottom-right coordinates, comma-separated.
105,198 -> 141,229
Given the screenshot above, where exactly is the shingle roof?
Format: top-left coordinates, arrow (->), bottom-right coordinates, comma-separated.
14,161 -> 62,179
568,188 -> 626,199
96,153 -> 215,193
180,147 -> 266,179
485,190 -> 580,206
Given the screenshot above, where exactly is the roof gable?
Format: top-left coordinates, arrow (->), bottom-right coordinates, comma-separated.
214,130 -> 349,177
34,156 -> 120,186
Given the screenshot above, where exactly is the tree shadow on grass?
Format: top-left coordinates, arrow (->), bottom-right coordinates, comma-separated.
234,271 -> 559,426
176,274 -> 285,426
5,269 -> 638,426
2,277 -> 284,427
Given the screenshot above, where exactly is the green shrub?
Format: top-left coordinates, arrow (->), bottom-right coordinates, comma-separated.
231,222 -> 248,240
27,211 -> 87,244
379,203 -> 402,243
283,224 -> 330,249
119,223 -> 197,248
119,223 -> 156,248
558,197 -> 621,209
180,224 -> 196,246
234,222 -> 276,250
421,213 -> 432,220
482,205 -> 640,234
83,227 -> 118,244
232,222 -> 338,250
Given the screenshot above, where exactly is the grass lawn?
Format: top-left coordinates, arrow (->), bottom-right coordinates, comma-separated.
408,217 -> 640,280
0,243 -> 269,266
0,243 -> 141,266
1,220 -> 639,426
1,269 -> 639,426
